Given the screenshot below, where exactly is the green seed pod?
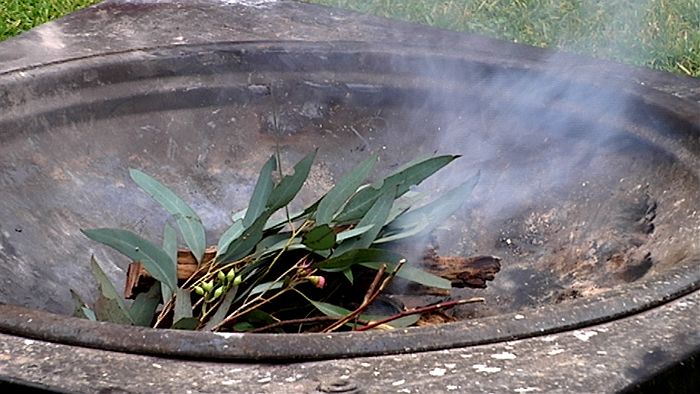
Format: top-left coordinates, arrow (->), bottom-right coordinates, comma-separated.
194,286 -> 205,296
232,275 -> 243,287
202,280 -> 214,293
226,268 -> 235,283
213,286 -> 224,300
217,270 -> 226,283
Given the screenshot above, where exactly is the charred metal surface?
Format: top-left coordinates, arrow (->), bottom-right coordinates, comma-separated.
0,0 -> 699,392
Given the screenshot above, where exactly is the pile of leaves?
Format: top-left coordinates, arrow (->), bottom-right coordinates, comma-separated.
72,151 -> 481,333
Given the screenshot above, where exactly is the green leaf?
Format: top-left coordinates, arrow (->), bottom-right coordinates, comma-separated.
302,224 -> 337,250
89,256 -> 134,325
173,288 -> 193,325
388,173 -> 481,235
360,262 -> 451,289
315,155 -> 377,225
309,300 -> 351,318
216,219 -> 244,257
129,169 -> 206,263
203,286 -> 238,331
70,289 -> 96,321
266,150 -> 317,211
344,186 -> 395,252
318,248 -> 404,272
342,267 -> 354,284
161,224 -> 177,302
172,317 -> 199,330
129,283 -> 161,327
82,228 -> 177,291
217,212 -> 271,263
335,155 -> 459,222
335,224 -> 375,242
243,155 -> 277,227
249,281 -> 284,296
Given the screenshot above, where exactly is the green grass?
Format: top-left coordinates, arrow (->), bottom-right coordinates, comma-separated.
0,0 -> 100,41
0,0 -> 697,77
309,0 -> 700,77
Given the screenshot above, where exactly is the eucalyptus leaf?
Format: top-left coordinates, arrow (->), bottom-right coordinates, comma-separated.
360,262 -> 451,289
70,289 -> 96,321
315,155 -> 377,225
335,155 -> 458,222
243,155 -> 277,227
216,219 -> 244,257
161,224 -> 177,302
302,224 -> 336,250
217,212 -> 271,263
342,267 -> 354,284
172,317 -> 199,330
130,169 -> 206,263
203,286 -> 238,331
318,248 -> 404,272
89,256 -> 134,324
173,288 -> 193,325
309,300 -> 350,318
335,224 -> 375,242
386,171 -> 480,237
335,186 -> 394,254
82,228 -> 177,291
266,150 -> 317,211
129,283 -> 161,327
249,281 -> 284,296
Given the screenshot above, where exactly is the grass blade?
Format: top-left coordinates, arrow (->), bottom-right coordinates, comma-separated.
82,228 -> 177,291
129,169 -> 206,263
316,155 -> 377,225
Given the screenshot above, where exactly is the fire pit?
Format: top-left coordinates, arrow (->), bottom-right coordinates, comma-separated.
1,1 -> 698,392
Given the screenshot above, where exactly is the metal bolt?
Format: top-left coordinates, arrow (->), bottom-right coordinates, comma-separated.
316,379 -> 363,393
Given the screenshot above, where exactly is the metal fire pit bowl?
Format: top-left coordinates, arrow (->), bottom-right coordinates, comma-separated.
1,1 -> 699,392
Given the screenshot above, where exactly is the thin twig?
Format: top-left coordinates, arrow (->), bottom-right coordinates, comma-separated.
323,260 -> 405,333
248,315 -> 340,333
355,297 -> 485,332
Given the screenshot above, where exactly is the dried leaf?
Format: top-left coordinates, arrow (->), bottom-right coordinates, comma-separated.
82,228 -> 177,291
315,155 -> 377,225
129,169 -> 206,263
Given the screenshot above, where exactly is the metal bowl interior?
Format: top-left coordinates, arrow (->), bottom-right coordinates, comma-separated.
0,41 -> 698,360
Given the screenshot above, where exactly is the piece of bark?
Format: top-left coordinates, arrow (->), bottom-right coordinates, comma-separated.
421,248 -> 501,289
124,246 -> 216,299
